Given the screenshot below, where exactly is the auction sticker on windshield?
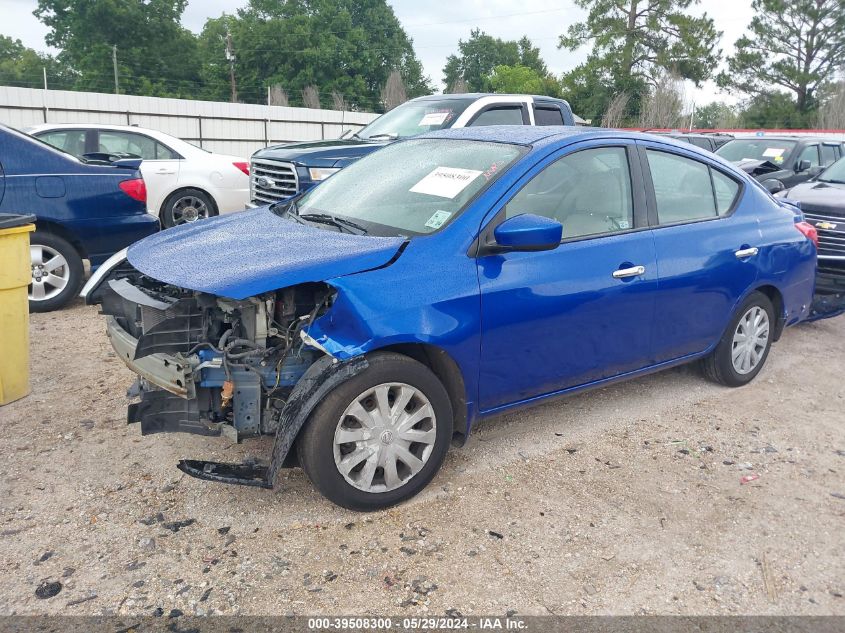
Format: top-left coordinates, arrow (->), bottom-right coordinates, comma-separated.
419,112 -> 450,126
763,147 -> 786,158
410,166 -> 483,198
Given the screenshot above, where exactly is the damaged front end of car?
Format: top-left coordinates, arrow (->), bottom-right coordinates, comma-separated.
82,255 -> 369,488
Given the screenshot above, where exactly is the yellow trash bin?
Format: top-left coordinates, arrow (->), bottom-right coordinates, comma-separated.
0,213 -> 36,405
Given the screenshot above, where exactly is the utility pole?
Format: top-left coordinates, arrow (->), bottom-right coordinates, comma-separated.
112,45 -> 119,94
225,26 -> 237,103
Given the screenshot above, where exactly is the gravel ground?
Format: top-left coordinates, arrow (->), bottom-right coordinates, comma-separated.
0,298 -> 844,617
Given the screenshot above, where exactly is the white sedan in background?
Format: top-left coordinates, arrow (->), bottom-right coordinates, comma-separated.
27,123 -> 250,227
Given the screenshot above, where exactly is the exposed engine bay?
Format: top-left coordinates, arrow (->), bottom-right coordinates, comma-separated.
95,263 -> 334,443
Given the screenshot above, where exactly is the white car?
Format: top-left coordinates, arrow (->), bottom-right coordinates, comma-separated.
27,123 -> 250,227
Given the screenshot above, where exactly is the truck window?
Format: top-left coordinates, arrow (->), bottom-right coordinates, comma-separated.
534,106 -> 565,126
469,106 -> 525,127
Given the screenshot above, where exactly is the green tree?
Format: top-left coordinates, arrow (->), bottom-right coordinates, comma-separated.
34,0 -> 203,97
487,65 -> 561,97
559,0 -> 721,121
199,0 -> 432,109
717,0 -> 845,114
443,29 -> 551,93
692,101 -> 739,129
0,35 -> 72,89
739,92 -> 812,129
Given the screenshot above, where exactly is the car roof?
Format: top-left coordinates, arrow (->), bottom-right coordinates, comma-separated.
27,123 -> 163,133
418,125 -> 682,148
411,93 -> 569,104
726,136 -> 840,143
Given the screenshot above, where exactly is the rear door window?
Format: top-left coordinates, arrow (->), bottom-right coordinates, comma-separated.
469,106 -> 526,127
821,144 -> 838,166
97,131 -> 158,159
534,106 -> 565,126
646,150 -> 740,223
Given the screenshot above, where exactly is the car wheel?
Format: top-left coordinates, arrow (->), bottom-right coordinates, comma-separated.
297,352 -> 453,511
702,291 -> 775,387
161,189 -> 216,228
28,231 -> 84,313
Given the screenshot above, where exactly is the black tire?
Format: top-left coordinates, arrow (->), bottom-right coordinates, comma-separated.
702,291 -> 775,387
161,188 -> 217,228
28,231 -> 84,313
297,352 -> 453,511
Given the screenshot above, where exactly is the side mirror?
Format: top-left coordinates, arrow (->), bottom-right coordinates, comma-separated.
796,159 -> 812,173
761,178 -> 785,194
492,214 -> 562,252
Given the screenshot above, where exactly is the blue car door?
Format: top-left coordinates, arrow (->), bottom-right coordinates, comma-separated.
476,140 -> 659,412
637,142 -> 758,362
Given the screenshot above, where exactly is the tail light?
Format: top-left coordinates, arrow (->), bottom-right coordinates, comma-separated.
119,178 -> 147,203
233,162 -> 249,176
795,221 -> 819,248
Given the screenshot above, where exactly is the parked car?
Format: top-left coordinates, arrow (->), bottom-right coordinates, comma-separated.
83,127 -> 817,510
249,93 -> 576,205
775,156 -> 845,295
654,132 -> 734,152
27,123 -> 250,228
0,124 -> 158,312
715,136 -> 845,193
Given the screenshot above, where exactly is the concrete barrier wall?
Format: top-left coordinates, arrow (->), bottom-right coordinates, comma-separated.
0,86 -> 380,158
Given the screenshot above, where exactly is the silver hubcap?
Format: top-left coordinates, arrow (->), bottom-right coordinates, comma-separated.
732,306 -> 770,375
29,244 -> 70,301
171,196 -> 208,225
333,382 -> 437,493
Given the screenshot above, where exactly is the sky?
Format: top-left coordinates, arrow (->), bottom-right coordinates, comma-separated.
4,0 -> 755,110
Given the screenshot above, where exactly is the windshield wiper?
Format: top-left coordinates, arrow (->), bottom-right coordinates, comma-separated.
818,178 -> 845,184
299,213 -> 368,234
366,133 -> 399,140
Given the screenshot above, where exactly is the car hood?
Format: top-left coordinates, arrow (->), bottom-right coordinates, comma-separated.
783,180 -> 845,217
252,138 -> 389,168
733,158 -> 782,178
126,206 -> 406,299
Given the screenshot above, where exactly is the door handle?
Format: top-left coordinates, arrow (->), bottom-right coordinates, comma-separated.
735,247 -> 759,259
612,265 -> 646,279
155,170 -> 176,175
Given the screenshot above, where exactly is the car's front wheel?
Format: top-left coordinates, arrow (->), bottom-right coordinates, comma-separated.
703,291 -> 775,387
28,231 -> 84,312
297,352 -> 453,511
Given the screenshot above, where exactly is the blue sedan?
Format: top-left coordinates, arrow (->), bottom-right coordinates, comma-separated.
0,124 -> 159,311
83,126 -> 817,509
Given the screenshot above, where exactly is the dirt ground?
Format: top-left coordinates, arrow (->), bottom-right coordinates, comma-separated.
0,298 -> 843,617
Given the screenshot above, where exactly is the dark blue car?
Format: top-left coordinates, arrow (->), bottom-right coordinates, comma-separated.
0,124 -> 159,311
84,127 -> 817,509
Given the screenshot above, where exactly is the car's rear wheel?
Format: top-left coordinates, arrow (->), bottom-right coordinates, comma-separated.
161,188 -> 216,228
702,291 -> 775,387
297,352 -> 453,511
28,231 -> 84,313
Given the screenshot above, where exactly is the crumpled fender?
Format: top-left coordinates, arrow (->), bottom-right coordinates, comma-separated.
303,280 -> 474,359
267,354 -> 368,484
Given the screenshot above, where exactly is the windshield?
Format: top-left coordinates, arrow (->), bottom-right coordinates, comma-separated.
818,156 -> 845,183
356,98 -> 476,140
716,139 -> 797,165
289,138 -> 523,236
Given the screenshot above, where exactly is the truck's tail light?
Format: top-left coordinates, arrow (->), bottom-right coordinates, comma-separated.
233,162 -> 250,176
119,178 -> 147,203
795,221 -> 819,248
